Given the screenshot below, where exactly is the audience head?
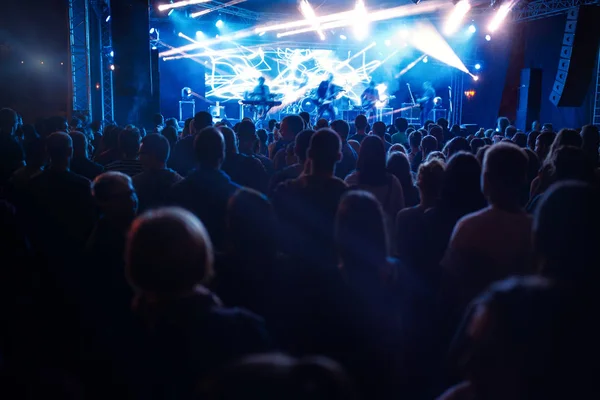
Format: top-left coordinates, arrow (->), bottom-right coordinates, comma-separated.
580,124 -> 599,164
482,143 -> 528,209
437,118 -> 449,130
504,125 -> 517,139
182,117 -> 193,137
421,135 -> 438,157
484,129 -> 495,138
527,130 -> 540,150
388,143 -> 406,155
161,125 -> 178,150
194,127 -> 225,169
227,188 -> 276,259
307,128 -> 341,173
441,152 -> 484,209
470,137 -> 485,155
408,130 -> 422,149
153,113 -> 164,128
126,207 -> 214,297
417,159 -> 445,203
165,117 -> 179,129
280,114 -> 305,141
336,190 -> 388,270
237,120 -> 257,151
386,151 -> 411,187
256,128 -> 268,144
347,139 -> 360,155
354,114 -> 369,133
202,353 -> 355,400
69,131 -> 89,159
316,118 -> 329,130
512,132 -> 527,148
424,120 -> 434,131
193,111 -> 213,134
444,136 -> 470,158
330,119 -> 350,141
523,148 -> 540,185
532,120 -> 542,132
552,146 -> 594,183
429,125 -> 444,148
294,129 -> 315,163
476,146 -> 491,165
299,112 -> 311,129
452,276 -> 579,399
92,172 -> 138,221
372,121 -> 387,140
0,108 -> 18,135
394,117 -> 408,133
534,181 -> 600,283
119,128 -> 141,159
357,136 -> 387,185
268,119 -> 278,132
542,123 -> 553,133
46,132 -> 73,166
496,117 -> 510,134
535,131 -> 556,162
548,128 -> 581,162
426,151 -> 446,163
139,133 -> 170,170
219,126 -> 238,155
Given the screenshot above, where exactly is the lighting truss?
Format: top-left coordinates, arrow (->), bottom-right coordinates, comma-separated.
68,0 -> 92,116
100,1 -> 114,122
512,0 -> 600,22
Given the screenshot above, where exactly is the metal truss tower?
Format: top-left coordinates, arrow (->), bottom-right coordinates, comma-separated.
100,2 -> 114,123
512,0 -> 600,22
68,0 -> 92,118
593,49 -> 600,126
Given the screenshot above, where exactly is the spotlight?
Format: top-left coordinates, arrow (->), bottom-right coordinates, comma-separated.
444,0 -> 471,36
109,50 -> 114,57
340,34 -> 347,40
149,28 -> 155,34
109,64 -> 115,70
488,2 -> 512,32
152,46 -> 158,50
475,63 -> 481,70
105,15 -> 111,23
485,34 -> 492,41
384,39 -> 391,47
412,0 -> 422,3
473,75 -> 479,81
216,19 -> 224,28
423,56 -> 428,63
167,9 -> 174,16
468,24 -> 476,33
196,31 -> 205,39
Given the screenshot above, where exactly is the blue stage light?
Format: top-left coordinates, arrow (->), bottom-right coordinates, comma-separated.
423,56 -> 428,63
216,20 -> 224,28
475,63 -> 481,70
468,24 -> 476,33
485,34 -> 492,41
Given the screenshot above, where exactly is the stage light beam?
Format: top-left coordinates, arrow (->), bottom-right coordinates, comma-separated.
216,20 -> 224,28
353,0 -> 369,41
488,1 -> 514,33
299,0 -> 326,41
158,0 -> 211,11
444,0 -> 471,36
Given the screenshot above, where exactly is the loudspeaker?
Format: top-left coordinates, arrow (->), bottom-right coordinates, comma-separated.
550,5 -> 600,107
516,68 -> 542,131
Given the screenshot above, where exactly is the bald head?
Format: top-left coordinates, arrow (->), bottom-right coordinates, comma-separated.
126,207 -> 214,295
92,171 -> 138,220
280,115 -> 304,141
194,127 -> 225,169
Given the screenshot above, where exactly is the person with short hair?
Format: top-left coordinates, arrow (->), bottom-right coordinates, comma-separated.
442,143 -> 533,307
220,126 -> 268,193
126,207 -> 271,398
0,107 -> 25,189
152,113 -> 164,133
429,124 -> 444,149
504,125 -> 517,139
268,129 -> 314,196
170,111 -> 213,176
132,134 -> 182,212
391,117 -> 409,146
69,131 -> 104,181
316,118 -> 329,130
170,127 -> 240,250
272,129 -> 348,270
443,137 -> 470,159
161,125 -> 178,153
270,114 -> 305,170
237,119 -> 274,181
407,130 -> 422,166
372,121 -> 392,152
534,131 -> 555,163
330,119 -> 357,180
105,128 -> 143,177
348,114 -> 369,144
496,116 -> 510,134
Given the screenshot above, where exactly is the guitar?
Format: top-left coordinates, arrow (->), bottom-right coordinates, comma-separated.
314,87 -> 346,106
362,95 -> 396,110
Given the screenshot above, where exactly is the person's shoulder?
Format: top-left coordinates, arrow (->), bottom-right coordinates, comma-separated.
68,170 -> 93,186
344,171 -> 359,184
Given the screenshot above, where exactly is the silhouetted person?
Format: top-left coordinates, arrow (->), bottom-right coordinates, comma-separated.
126,207 -> 270,398
580,124 -> 599,166
132,134 -> 182,212
372,121 -> 392,152
106,127 -> 143,177
272,128 -> 348,270
391,117 -> 409,146
171,127 -> 240,250
387,151 -> 420,207
0,108 -> 24,191
444,137 -> 470,159
94,125 -> 120,166
69,131 -> 104,181
331,119 -> 357,180
443,143 -> 533,308
271,115 -> 305,170
170,111 -> 213,176
268,129 -> 314,196
237,119 -> 274,180
220,126 -> 268,193
9,136 -> 45,194
161,125 -> 178,153
348,114 -> 369,144
412,134 -> 438,172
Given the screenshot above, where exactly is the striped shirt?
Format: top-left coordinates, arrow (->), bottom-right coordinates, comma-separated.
105,159 -> 144,177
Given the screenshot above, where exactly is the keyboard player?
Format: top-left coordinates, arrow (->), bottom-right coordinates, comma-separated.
248,77 -> 271,120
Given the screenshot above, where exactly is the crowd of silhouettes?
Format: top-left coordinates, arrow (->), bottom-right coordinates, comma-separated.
1,106 -> 599,399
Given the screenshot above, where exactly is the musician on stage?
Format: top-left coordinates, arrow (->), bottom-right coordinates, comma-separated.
360,80 -> 380,119
316,73 -> 337,120
249,76 -> 271,120
416,81 -> 436,127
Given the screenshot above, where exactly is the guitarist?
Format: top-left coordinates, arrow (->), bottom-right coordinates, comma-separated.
416,81 -> 436,127
316,73 -> 338,121
360,80 -> 380,119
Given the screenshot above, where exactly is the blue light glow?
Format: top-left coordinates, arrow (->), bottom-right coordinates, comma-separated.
216,20 -> 224,28
485,34 -> 492,41
468,25 -> 476,33
475,63 -> 481,70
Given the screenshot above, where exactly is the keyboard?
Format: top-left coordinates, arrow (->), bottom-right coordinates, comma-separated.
241,100 -> 282,106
